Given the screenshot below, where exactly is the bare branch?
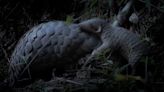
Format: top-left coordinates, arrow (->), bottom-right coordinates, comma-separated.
112,0 -> 134,27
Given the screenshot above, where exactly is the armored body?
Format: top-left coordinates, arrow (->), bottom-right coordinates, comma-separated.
9,20 -> 102,86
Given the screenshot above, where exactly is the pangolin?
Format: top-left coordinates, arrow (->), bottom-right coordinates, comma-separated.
9,18 -> 147,87
79,18 -> 148,67
8,20 -> 103,87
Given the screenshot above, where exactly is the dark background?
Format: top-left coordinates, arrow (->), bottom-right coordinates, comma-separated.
1,0 -> 164,92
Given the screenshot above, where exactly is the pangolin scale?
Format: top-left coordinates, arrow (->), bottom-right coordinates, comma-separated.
9,20 -> 102,86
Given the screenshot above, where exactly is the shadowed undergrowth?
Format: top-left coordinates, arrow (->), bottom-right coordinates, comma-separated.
0,0 -> 164,92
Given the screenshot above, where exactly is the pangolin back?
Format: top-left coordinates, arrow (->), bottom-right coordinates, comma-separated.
9,21 -> 102,87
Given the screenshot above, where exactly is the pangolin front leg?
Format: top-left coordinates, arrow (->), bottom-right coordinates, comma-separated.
82,42 -> 111,68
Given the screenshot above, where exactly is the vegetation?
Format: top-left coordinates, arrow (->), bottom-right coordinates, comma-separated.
0,0 -> 164,92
